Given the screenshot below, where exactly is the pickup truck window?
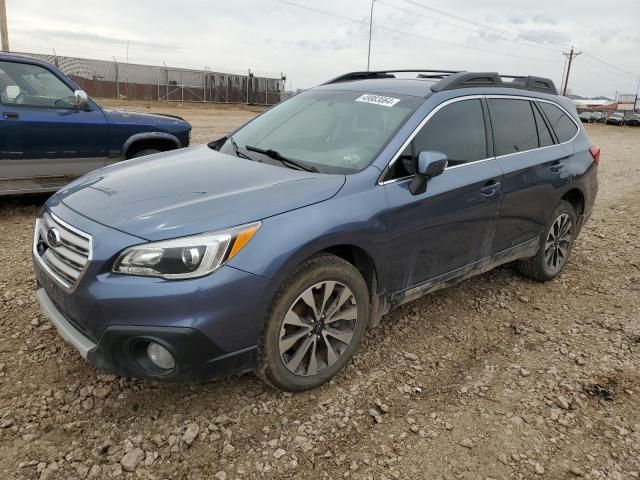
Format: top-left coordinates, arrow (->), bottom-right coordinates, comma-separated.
0,61 -> 76,109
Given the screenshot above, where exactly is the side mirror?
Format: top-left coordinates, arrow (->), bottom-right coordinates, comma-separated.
409,151 -> 448,195
74,90 -> 89,109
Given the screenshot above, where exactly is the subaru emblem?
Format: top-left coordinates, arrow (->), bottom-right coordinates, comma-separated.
46,228 -> 62,248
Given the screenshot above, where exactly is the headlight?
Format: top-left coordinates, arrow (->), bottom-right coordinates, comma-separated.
112,222 -> 260,279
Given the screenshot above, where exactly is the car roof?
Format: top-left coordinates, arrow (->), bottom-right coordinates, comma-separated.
0,52 -> 54,69
313,78 -> 437,98
313,70 -> 560,100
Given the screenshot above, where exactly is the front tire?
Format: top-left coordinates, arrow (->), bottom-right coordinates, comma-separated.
517,200 -> 577,282
130,148 -> 162,158
257,254 -> 369,391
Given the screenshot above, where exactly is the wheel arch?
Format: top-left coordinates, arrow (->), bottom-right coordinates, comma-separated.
122,132 -> 181,159
561,187 -> 586,232
265,242 -> 385,329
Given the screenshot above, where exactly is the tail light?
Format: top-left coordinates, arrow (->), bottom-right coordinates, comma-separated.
589,145 -> 601,166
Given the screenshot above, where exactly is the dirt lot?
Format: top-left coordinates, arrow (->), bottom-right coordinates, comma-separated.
0,101 -> 639,480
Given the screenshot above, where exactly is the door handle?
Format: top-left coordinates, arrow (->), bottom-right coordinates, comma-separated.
550,160 -> 565,173
3,112 -> 19,119
480,180 -> 501,197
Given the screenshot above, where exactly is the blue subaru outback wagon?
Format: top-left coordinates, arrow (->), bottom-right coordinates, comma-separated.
33,70 -> 599,391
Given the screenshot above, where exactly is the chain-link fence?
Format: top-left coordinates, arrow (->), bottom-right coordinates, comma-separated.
18,52 -> 286,105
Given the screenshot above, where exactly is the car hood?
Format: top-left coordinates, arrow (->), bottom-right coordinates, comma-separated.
102,108 -> 189,127
58,145 -> 346,241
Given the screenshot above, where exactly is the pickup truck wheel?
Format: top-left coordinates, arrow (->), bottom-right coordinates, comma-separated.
517,200 -> 576,282
257,254 -> 369,391
130,148 -> 162,158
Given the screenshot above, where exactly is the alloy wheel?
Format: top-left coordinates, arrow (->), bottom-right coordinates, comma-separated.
278,281 -> 358,376
544,213 -> 572,274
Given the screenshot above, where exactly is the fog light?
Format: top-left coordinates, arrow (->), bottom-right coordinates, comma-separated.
146,342 -> 175,370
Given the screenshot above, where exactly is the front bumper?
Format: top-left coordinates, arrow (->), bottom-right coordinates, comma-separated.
35,285 -> 258,383
36,288 -> 96,358
32,201 -> 275,383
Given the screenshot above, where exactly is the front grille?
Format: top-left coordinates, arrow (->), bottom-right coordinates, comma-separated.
34,212 -> 92,290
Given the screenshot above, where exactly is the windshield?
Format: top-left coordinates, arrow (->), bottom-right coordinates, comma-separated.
217,90 -> 422,174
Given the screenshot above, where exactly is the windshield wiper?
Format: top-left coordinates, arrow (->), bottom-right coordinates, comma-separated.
245,145 -> 317,172
229,137 -> 254,161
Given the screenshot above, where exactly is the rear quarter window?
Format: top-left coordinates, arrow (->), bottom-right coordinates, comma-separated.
539,102 -> 578,143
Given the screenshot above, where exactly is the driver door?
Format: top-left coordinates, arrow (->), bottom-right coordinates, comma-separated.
380,97 -> 503,292
0,59 -> 108,179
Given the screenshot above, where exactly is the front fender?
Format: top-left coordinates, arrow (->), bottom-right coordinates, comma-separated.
227,181 -> 389,294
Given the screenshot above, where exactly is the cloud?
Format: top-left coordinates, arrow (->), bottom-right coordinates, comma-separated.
532,13 -> 557,25
519,29 -> 571,45
7,0 -> 640,97
14,28 -> 179,52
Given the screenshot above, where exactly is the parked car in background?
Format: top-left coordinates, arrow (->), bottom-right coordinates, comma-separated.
0,53 -> 192,195
626,113 -> 640,127
33,69 -> 599,391
579,111 -> 593,123
605,112 -> 626,126
591,112 -> 605,123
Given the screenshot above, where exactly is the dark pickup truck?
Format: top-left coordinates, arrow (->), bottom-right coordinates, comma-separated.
0,53 -> 191,195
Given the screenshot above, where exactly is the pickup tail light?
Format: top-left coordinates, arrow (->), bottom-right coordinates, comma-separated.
589,145 -> 601,166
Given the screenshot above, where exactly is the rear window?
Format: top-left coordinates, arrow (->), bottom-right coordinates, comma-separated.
539,102 -> 578,143
488,99 -> 539,156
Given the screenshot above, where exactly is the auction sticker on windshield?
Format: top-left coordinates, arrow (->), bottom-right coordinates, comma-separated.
355,94 -> 400,107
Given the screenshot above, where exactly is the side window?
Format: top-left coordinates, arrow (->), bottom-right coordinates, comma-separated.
385,99 -> 487,180
413,99 -> 487,168
386,143 -> 414,179
0,61 -> 75,109
532,104 -> 554,147
539,102 -> 578,143
488,99 -> 539,156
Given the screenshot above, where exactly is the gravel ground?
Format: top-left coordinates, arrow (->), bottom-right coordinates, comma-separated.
0,101 -> 639,479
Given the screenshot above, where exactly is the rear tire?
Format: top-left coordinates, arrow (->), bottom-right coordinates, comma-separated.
517,200 -> 577,282
256,254 -> 369,392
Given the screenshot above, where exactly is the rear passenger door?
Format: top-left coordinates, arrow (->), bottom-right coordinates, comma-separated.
381,97 -> 503,291
488,97 -> 575,255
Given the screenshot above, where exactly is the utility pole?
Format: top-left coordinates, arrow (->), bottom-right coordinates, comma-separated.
0,0 -> 9,52
635,76 -> 640,112
561,46 -> 581,96
366,0 -> 376,71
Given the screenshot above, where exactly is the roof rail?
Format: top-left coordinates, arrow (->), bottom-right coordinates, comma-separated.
430,72 -> 558,95
322,69 -> 558,95
323,69 -> 460,85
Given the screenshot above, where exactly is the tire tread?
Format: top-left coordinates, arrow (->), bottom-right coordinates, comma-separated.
256,253 -> 367,391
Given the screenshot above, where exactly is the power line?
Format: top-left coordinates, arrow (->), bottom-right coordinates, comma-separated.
578,57 -> 638,84
401,0 -> 571,50
377,0 -> 562,53
581,52 -> 639,79
275,0 -> 553,64
400,0 -> 639,83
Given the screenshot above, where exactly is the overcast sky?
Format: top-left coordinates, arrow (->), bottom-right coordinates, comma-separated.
7,0 -> 640,97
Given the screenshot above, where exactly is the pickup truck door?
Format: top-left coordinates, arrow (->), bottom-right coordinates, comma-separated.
0,59 -> 109,181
